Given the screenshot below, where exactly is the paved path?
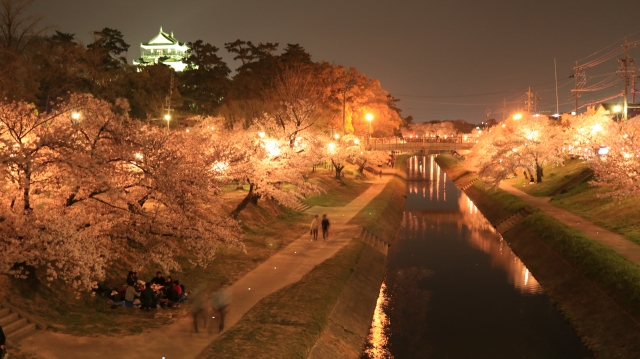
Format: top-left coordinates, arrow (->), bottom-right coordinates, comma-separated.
19,176 -> 391,359
499,182 -> 640,266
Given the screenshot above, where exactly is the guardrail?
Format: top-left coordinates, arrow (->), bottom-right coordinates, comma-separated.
367,141 -> 474,151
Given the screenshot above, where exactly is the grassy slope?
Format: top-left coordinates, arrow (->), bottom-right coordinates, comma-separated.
198,240 -> 366,359
347,177 -> 405,242
303,165 -> 372,207
522,212 -> 640,319
552,182 -> 640,246
499,156 -> 640,246
504,157 -> 588,196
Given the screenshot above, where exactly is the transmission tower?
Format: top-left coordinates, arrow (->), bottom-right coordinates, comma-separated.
571,62 -> 586,114
525,87 -> 534,113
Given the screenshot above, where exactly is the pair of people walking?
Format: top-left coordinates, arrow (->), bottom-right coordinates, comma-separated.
310,214 -> 330,241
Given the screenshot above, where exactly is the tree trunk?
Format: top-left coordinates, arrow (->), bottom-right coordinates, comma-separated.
358,159 -> 367,173
331,159 -> 344,179
231,183 -> 260,219
23,165 -> 32,211
536,162 -> 543,183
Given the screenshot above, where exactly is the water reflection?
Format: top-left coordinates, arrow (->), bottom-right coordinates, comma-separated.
362,283 -> 392,359
363,155 -> 589,359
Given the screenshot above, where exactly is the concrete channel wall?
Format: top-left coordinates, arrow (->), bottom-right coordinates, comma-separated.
307,244 -> 387,359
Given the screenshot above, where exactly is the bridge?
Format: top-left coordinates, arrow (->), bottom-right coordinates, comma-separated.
367,140 -> 474,152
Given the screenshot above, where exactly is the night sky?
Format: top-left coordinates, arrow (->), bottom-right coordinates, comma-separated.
31,0 -> 640,124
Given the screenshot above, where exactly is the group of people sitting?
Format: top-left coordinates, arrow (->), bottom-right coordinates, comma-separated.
107,271 -> 189,309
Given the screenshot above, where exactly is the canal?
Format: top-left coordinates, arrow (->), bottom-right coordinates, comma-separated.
362,155 -> 592,359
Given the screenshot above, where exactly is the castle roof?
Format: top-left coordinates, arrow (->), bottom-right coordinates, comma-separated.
143,27 -> 185,47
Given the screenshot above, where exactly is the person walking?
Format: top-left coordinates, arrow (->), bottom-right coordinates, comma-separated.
310,215 -> 320,241
213,287 -> 232,333
321,214 -> 331,241
191,294 -> 208,333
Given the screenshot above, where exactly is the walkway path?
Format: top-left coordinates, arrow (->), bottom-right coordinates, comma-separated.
18,175 -> 391,359
499,182 -> 640,266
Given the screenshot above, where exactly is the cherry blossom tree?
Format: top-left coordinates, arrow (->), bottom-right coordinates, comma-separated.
466,115 -> 564,186
0,95 -> 243,290
588,118 -> 640,200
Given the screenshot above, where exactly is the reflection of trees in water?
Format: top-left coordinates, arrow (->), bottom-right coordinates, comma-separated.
401,191 -> 542,295
361,283 -> 392,359
383,267 -> 434,359
458,195 -> 542,295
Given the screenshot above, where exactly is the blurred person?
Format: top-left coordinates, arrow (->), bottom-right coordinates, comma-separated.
310,215 -> 320,240
321,214 -> 331,240
212,287 -> 232,333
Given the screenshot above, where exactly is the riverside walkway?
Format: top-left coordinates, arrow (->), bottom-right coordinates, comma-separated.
499,182 -> 640,266
18,175 -> 391,359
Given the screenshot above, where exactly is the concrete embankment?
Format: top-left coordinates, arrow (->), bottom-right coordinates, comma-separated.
308,244 -> 387,359
435,155 -> 640,358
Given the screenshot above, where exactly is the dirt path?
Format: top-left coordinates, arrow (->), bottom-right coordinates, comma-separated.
19,175 -> 391,359
499,182 -> 640,265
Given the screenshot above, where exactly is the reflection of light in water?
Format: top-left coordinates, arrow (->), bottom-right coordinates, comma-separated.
364,283 -> 393,359
457,193 -> 542,295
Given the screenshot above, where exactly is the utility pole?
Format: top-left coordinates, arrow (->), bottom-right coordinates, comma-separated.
525,87 -> 534,113
554,58 -> 560,115
617,39 -> 636,120
632,74 -> 639,103
342,79 -> 356,136
485,108 -> 491,128
571,62 -> 586,114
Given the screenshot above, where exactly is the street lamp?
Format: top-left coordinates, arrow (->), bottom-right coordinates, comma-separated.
71,112 -> 81,121
164,114 -> 171,129
366,113 -> 373,139
334,133 -> 340,140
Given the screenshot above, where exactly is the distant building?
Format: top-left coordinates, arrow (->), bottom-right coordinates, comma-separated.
588,102 -> 640,119
133,27 -> 189,72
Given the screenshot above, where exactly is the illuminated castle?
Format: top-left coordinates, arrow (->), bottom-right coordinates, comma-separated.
133,27 -> 189,72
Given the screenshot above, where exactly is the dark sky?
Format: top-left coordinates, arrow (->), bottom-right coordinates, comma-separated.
31,0 -> 640,124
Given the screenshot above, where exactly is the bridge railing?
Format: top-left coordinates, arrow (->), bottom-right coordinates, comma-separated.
367,140 -> 474,152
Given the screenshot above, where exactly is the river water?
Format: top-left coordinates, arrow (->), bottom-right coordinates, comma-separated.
362,155 -> 592,359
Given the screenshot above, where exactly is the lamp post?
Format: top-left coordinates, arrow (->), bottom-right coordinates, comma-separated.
366,113 -> 373,147
164,114 -> 171,129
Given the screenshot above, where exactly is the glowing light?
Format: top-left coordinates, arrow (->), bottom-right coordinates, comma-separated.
513,113 -> 523,120
164,114 -> 171,121
264,140 -> 281,157
366,113 -> 373,121
328,142 -> 336,151
512,148 -> 518,152
211,161 -> 229,173
354,138 -> 360,144
501,123 -> 506,127
186,129 -> 190,133
258,132 -> 266,138
334,133 -> 340,139
613,106 -> 621,113
598,147 -> 609,156
591,123 -> 602,134
134,153 -> 143,160
571,111 -> 577,116
71,112 -> 81,120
